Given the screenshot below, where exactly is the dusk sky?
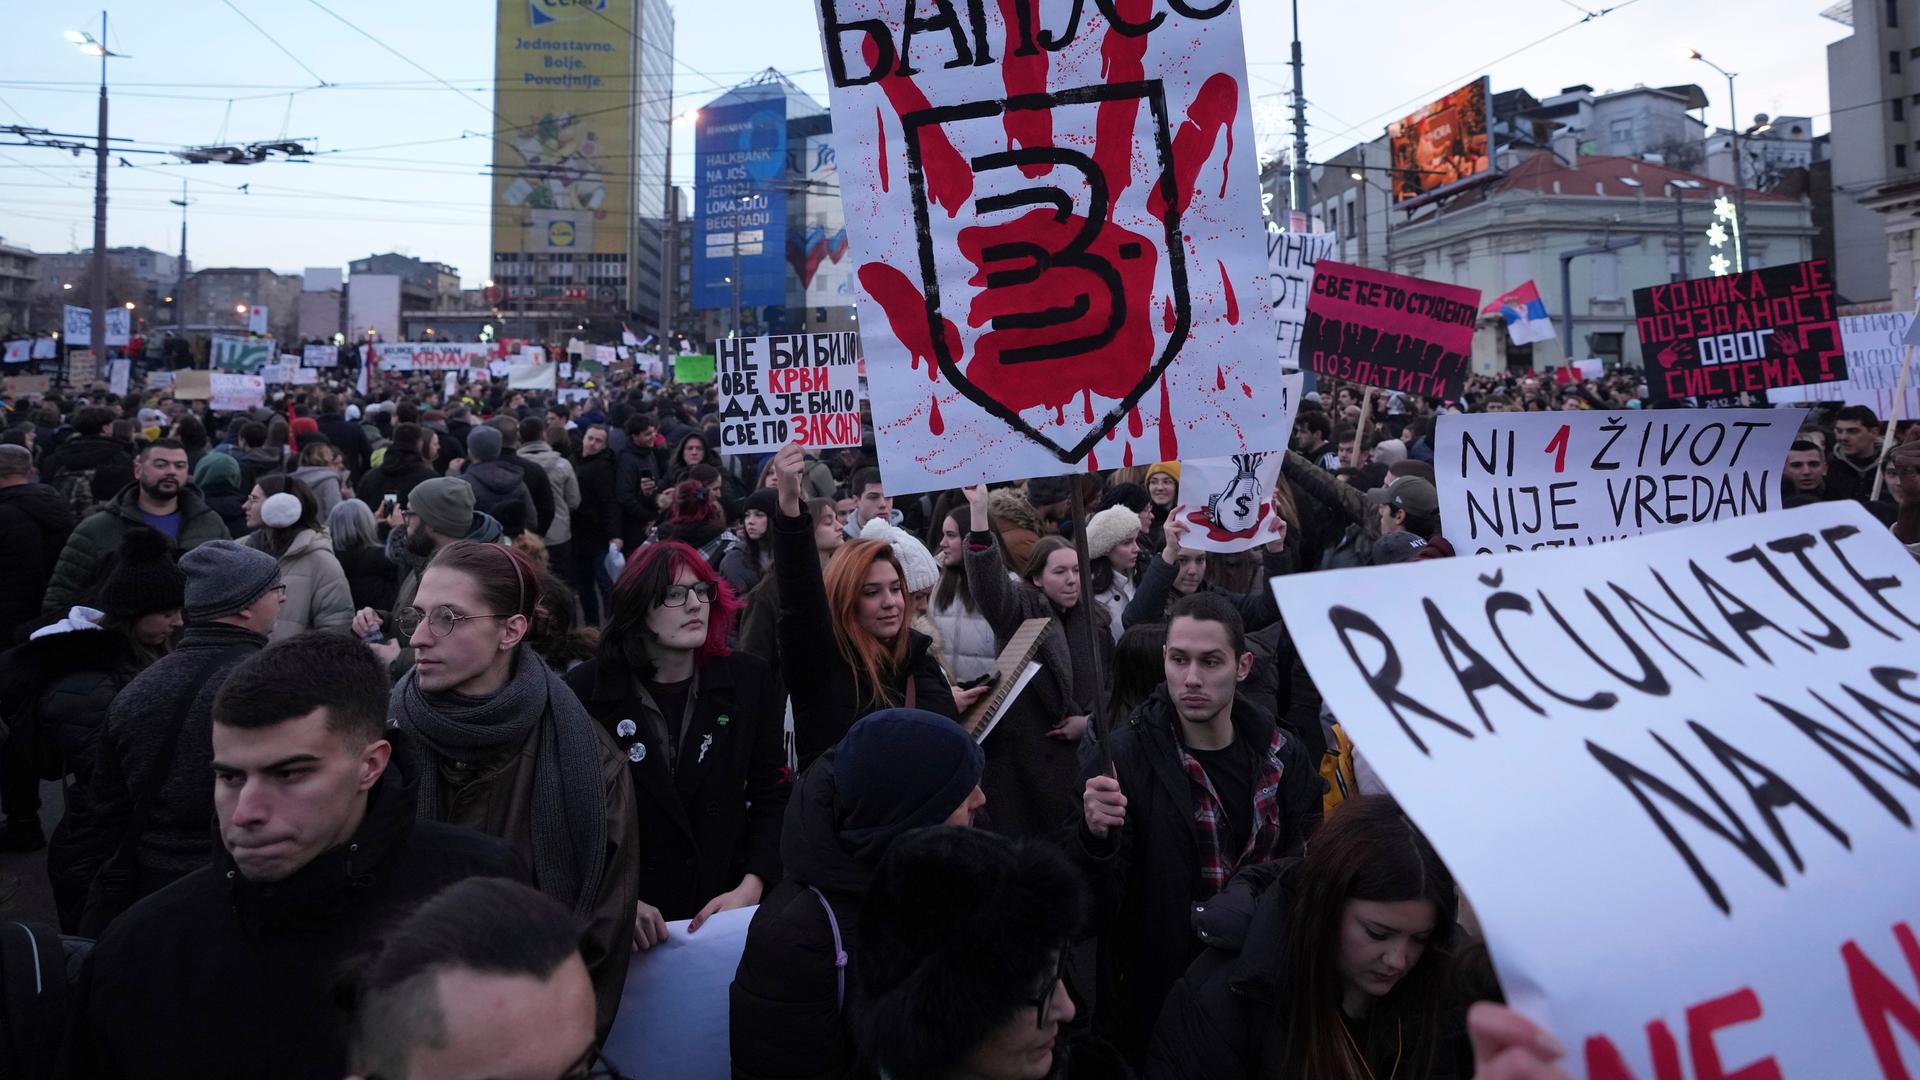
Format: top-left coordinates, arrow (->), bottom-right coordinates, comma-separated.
0,0 -> 1848,284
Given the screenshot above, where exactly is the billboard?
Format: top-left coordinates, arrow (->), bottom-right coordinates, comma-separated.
1388,77 -> 1491,205
694,95 -> 789,311
789,132 -> 853,308
491,0 -> 630,260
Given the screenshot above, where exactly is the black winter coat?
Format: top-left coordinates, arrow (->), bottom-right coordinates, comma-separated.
771,508 -> 958,768
315,410 -> 372,478
730,749 -> 870,1080
337,541 -> 398,615
1146,860 -> 1468,1080
0,481 -> 74,639
571,449 -> 621,548
615,441 -> 667,548
566,649 -> 789,921
61,740 -> 526,1079
64,623 -> 270,917
1122,548 -> 1288,632
501,448 -> 556,536
355,448 -> 438,511
43,434 -> 133,513
1071,690 -> 1321,1063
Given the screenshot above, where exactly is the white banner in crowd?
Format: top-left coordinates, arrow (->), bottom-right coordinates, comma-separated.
1269,232 -> 1334,369
816,0 -> 1284,491
209,373 -> 265,412
594,344 -> 617,366
288,367 -> 317,386
487,359 -> 511,379
373,342 -> 496,371
1175,372 -> 1304,553
62,305 -> 130,347
302,343 -> 337,367
2,340 -> 28,364
507,362 -> 555,391
32,338 -> 55,360
1274,502 -> 1920,1080
1434,409 -> 1799,554
107,358 -> 129,397
1768,309 -> 1920,420
603,905 -> 754,1076
717,331 -> 864,453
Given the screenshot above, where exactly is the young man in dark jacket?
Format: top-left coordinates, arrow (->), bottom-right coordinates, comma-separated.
487,415 -> 555,536
1077,593 -> 1321,1065
568,422 -> 622,624
315,394 -> 373,479
42,404 -> 132,518
0,444 -> 74,639
615,413 -> 666,549
42,439 -> 230,615
356,421 -> 440,511
62,632 -> 524,1078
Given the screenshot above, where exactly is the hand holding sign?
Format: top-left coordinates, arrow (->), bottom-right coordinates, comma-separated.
772,439 -> 807,519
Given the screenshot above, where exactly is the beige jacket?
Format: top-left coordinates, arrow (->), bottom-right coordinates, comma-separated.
271,528 -> 355,640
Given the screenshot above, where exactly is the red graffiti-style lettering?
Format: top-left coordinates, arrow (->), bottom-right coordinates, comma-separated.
1843,921 -> 1920,1078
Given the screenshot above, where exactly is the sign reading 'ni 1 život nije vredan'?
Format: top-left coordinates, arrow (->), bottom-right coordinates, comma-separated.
1632,260 -> 1845,403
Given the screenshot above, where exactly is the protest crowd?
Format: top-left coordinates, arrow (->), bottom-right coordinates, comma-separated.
0,341 -> 1909,1080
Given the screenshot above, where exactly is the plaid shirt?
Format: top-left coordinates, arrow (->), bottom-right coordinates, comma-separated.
1180,728 -> 1289,896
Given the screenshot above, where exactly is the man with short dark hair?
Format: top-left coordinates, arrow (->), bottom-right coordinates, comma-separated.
43,439 -> 230,614
43,403 -> 133,518
615,412 -> 665,548
1828,405 -> 1889,504
570,423 -> 620,625
1077,593 -> 1319,1063
1783,439 -> 1832,505
1291,409 -> 1335,468
842,465 -> 897,537
342,877 -> 601,1080
63,633 -> 524,1078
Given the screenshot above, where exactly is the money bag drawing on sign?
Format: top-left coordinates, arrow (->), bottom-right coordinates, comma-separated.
1176,449 -> 1290,553
1207,454 -> 1267,535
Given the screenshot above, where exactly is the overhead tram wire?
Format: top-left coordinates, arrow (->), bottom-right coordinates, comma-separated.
220,0 -> 329,88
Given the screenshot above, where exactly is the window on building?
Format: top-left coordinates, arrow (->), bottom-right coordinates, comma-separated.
1891,0 -> 1901,26
1591,252 -> 1621,299
1327,206 -> 1338,237
1897,99 -> 1907,122
1899,144 -> 1910,168
1897,51 -> 1906,73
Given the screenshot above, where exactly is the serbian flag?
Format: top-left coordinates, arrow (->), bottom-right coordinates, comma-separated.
1482,281 -> 1556,346
621,323 -> 641,347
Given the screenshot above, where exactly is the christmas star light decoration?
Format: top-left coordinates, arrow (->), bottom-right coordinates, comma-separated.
1713,196 -> 1737,222
1705,221 -> 1729,248
1702,196 -> 1742,276
1709,253 -> 1731,275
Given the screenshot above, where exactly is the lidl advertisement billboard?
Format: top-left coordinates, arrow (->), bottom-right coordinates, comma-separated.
1388,77 -> 1492,206
492,0 -> 630,259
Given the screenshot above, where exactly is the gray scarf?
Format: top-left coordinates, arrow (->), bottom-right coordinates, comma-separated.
391,652 -> 608,918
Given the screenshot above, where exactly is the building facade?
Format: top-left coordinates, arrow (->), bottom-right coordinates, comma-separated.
0,240 -> 37,335
179,268 -> 304,342
1826,0 -> 1917,302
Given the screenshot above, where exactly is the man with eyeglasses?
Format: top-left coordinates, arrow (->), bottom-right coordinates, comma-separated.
353,476 -> 506,674
61,539 -> 288,934
62,634 -> 525,1079
343,877 -> 629,1080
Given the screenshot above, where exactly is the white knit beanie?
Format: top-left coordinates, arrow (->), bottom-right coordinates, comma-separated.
1082,504 -> 1142,561
860,518 -> 942,594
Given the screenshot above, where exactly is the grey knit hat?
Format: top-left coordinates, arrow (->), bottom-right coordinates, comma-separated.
408,476 -> 475,539
466,425 -> 503,462
180,540 -> 282,622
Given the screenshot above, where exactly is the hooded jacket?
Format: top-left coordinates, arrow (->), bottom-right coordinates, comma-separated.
1072,689 -> 1321,1063
315,409 -> 373,478
461,458 -> 533,538
61,736 -> 527,1079
0,481 -> 75,639
615,439 -> 667,548
266,528 -> 354,640
730,749 -> 874,1080
42,483 -> 230,616
234,445 -> 284,494
43,432 -> 134,514
288,464 -> 344,520
518,440 -> 582,545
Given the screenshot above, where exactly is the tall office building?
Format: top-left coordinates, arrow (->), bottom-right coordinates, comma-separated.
490,0 -> 673,337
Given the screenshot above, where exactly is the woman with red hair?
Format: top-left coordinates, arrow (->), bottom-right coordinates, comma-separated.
565,540 -> 789,951
768,441 -> 978,767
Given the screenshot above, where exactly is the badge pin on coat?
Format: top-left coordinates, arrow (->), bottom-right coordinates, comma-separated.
697,733 -> 713,765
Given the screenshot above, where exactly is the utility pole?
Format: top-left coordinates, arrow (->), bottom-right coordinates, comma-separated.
89,10 -> 109,367
1668,179 -> 1700,281
170,181 -> 189,327
1560,236 -> 1641,360
1288,0 -> 1310,227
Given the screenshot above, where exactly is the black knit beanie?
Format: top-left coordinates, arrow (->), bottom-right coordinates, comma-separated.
94,527 -> 186,620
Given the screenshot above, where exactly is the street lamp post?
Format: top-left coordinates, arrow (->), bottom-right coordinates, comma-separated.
64,14 -> 115,365
1687,49 -> 1746,273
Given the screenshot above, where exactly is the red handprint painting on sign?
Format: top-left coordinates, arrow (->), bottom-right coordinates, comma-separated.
815,0 -> 1285,491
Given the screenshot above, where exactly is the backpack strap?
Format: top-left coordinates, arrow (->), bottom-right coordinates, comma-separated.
807,886 -> 847,1013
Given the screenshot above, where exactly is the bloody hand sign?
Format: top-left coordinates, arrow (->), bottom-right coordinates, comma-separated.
817,0 -> 1287,491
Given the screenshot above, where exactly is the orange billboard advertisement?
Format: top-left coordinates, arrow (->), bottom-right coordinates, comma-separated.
1388,78 -> 1491,205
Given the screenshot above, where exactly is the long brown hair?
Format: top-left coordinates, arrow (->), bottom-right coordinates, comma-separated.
823,539 -> 911,706
1272,796 -> 1458,1080
932,505 -> 976,613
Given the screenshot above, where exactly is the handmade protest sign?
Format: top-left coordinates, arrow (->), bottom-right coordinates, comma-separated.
301,344 -> 336,368
1274,501 -> 1920,1079
1299,261 -> 1479,399
815,0 -> 1283,491
1767,308 -> 1920,420
1175,372 -> 1304,553
107,359 -> 129,397
62,305 -> 129,347
211,335 -> 273,373
2,374 -> 50,398
373,343 -> 496,372
507,363 -> 556,391
1270,232 -> 1335,369
3,341 -> 28,365
1435,409 -> 1799,554
209,374 -> 265,412
66,350 -> 97,386
716,331 -> 863,453
1634,260 -> 1844,403
673,354 -> 715,384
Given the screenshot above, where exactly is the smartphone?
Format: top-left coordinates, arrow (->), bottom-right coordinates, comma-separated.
957,671 -> 1001,692
382,493 -> 398,514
